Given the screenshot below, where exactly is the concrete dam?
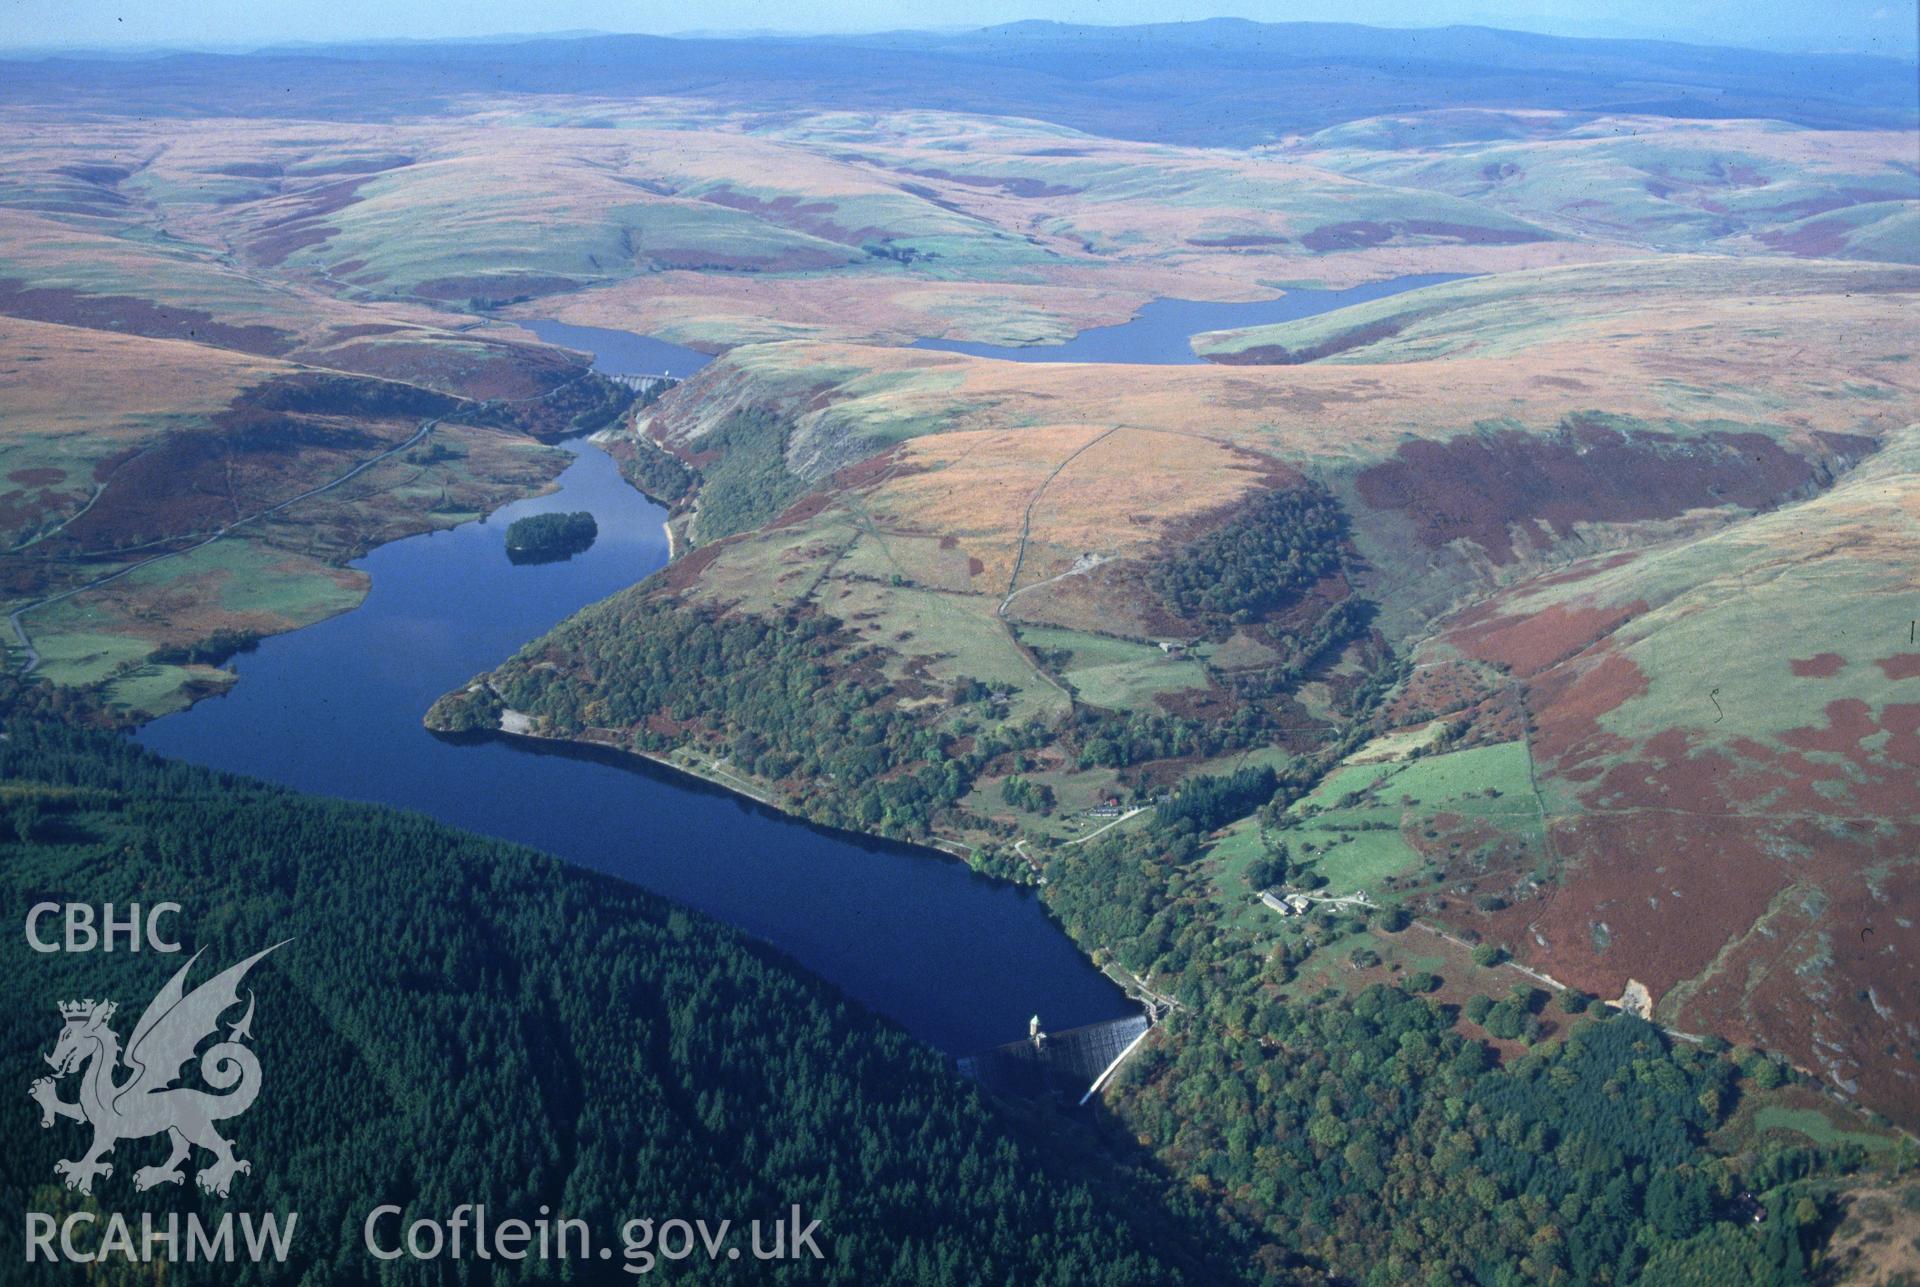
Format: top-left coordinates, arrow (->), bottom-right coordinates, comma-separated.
957,1014 -> 1151,1103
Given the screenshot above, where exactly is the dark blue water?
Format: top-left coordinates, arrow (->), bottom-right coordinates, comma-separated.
912,274 -> 1465,363
521,319 -> 715,379
136,331 -> 1133,1056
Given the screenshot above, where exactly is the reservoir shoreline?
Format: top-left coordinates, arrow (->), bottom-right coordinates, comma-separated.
447,719 -> 999,870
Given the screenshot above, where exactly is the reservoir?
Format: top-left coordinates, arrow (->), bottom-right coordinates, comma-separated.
136,333 -> 1133,1056
520,319 -> 715,379
912,274 -> 1464,363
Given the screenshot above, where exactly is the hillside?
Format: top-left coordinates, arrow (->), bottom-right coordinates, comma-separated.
0,195 -> 636,716
1423,424 -> 1920,1120
441,251 -> 1919,1139
0,721 -> 1221,1283
0,94 -> 1790,722
3,86 -> 1905,661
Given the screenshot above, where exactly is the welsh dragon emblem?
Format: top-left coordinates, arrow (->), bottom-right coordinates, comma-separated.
30,944 -> 286,1197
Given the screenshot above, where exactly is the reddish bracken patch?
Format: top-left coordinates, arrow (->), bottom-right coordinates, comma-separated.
698,187 -> 891,246
25,374 -> 455,557
1379,660 -> 1529,749
827,445 -> 918,491
1876,654 -> 1920,681
6,467 -> 64,486
1780,698 -> 1880,756
1428,525 -> 1920,1125
1757,218 -> 1856,258
246,174 -> 385,266
1524,551 -> 1641,589
1490,812 -> 1790,1004
650,539 -> 730,593
1380,659 -> 1494,723
1355,420 -> 1825,563
1447,599 -> 1647,678
764,490 -> 832,531
1526,651 -> 1649,769
0,278 -> 295,355
1516,811 -> 1920,1124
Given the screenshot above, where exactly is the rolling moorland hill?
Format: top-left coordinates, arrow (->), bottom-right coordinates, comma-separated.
1292,111 -> 1920,262
25,91 -> 1909,715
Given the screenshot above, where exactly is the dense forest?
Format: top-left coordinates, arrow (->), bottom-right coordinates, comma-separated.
1152,486 -> 1349,629
1117,989 -> 1849,1284
623,438 -> 698,503
1156,764 -> 1278,833
690,409 -> 808,543
0,721 -> 1225,1284
505,509 -> 598,562
429,596 -> 981,840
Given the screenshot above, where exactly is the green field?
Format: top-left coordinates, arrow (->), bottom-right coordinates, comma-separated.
1751,1106 -> 1893,1153
1205,816 -> 1288,933
1281,740 -> 1542,897
1018,625 -> 1210,710
27,537 -> 367,715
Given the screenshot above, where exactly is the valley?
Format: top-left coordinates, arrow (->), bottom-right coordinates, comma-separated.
3,17 -> 1917,1284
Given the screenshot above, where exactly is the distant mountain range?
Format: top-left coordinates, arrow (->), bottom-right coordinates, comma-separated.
5,19 -> 1912,142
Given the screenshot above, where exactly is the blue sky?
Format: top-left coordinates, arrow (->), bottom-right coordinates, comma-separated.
5,0 -> 1915,57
